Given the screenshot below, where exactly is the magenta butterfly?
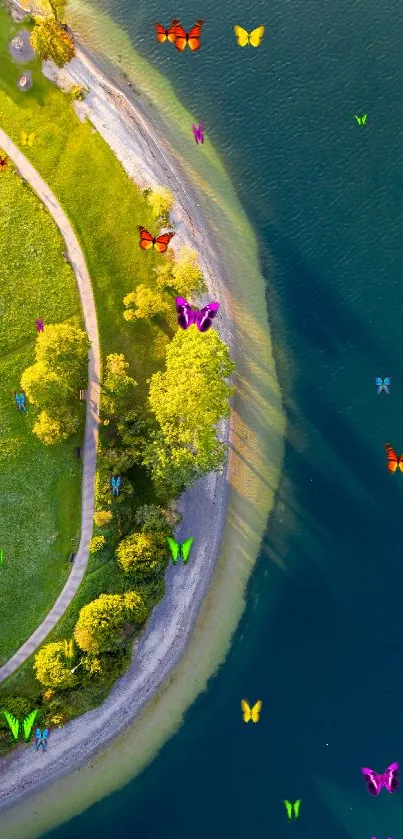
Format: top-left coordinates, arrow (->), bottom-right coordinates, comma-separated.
175,297 -> 220,332
362,762 -> 399,796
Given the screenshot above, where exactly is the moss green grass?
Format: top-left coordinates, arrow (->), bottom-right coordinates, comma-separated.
0,167 -> 82,665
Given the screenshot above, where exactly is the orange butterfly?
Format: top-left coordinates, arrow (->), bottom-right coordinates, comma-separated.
174,19 -> 204,52
384,443 -> 403,473
0,155 -> 9,171
154,19 -> 181,44
138,226 -> 175,253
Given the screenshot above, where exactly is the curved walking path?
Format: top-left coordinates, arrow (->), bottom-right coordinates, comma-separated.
0,127 -> 100,682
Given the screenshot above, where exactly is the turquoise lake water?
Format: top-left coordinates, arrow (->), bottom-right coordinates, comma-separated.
46,0 -> 403,836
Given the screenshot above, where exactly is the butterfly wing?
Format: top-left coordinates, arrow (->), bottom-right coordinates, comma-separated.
175,297 -> 196,329
186,20 -> 204,51
195,301 -> 220,332
241,699 -> 251,722
382,762 -> 399,793
138,226 -> 155,250
21,131 -> 27,144
167,19 -> 181,43
192,123 -> 198,140
154,23 -> 169,43
154,232 -> 175,253
173,23 -> 188,51
384,376 -> 391,388
248,25 -> 265,47
234,25 -> 250,47
198,123 -> 204,142
167,537 -> 180,564
293,800 -> 301,818
284,801 -> 292,820
180,537 -> 194,564
362,767 -> 383,796
22,709 -> 39,741
362,115 -> 368,123
28,133 -> 35,145
251,700 -> 262,722
3,711 -> 20,740
384,443 -> 398,473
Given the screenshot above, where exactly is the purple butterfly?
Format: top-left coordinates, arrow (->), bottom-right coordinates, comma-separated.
175,297 -> 220,332
372,836 -> 393,838
362,762 -> 399,796
192,123 -> 204,144
35,319 -> 44,332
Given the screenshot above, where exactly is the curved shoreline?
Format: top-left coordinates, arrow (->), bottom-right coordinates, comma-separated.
0,6 -> 286,836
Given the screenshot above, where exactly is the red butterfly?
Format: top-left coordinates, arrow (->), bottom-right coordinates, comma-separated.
138,226 -> 175,253
384,443 -> 403,473
173,19 -> 204,52
0,155 -> 9,172
154,19 -> 181,44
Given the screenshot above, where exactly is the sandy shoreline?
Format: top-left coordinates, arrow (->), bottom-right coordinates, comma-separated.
0,4 -> 285,835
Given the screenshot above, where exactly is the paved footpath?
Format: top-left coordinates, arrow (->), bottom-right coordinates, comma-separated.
0,127 -> 101,682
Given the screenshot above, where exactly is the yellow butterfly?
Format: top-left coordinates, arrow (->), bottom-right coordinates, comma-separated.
241,699 -> 262,722
21,131 -> 35,146
234,25 -> 265,48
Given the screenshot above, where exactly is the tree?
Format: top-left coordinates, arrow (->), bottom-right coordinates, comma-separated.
115,532 -> 167,579
142,329 -> 234,496
30,19 -> 75,68
123,285 -> 171,322
101,353 -> 137,419
33,406 -> 79,444
89,535 -> 106,554
35,322 -> 89,382
36,0 -> 67,20
74,591 -> 148,654
34,641 -> 77,689
146,186 -> 174,220
93,510 -> 113,528
154,246 -> 206,299
20,364 -> 72,407
134,504 -> 172,535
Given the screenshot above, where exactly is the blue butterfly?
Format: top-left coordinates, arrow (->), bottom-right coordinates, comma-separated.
110,475 -> 121,496
375,377 -> 391,395
35,728 -> 49,751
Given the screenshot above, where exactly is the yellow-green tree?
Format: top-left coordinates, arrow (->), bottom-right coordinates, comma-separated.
21,322 -> 88,444
93,510 -> 113,528
143,328 -> 234,495
123,285 -> 171,322
74,592 -> 148,654
33,407 -> 79,444
154,246 -> 206,299
116,532 -> 167,578
101,353 -> 137,419
30,19 -> 75,68
146,186 -> 174,220
34,641 -> 77,689
36,0 -> 67,20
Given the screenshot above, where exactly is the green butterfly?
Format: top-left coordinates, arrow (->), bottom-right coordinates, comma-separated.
284,800 -> 301,820
2,709 -> 39,741
354,114 -> 367,125
166,537 -> 194,564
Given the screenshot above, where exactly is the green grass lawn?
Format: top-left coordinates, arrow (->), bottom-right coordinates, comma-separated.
0,6 -> 176,690
0,167 -> 83,665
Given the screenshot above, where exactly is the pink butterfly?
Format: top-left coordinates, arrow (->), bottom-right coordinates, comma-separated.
362,762 -> 399,796
175,297 -> 220,332
372,836 -> 393,838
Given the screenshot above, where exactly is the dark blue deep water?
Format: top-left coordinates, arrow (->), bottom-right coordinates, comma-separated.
47,0 -> 403,836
